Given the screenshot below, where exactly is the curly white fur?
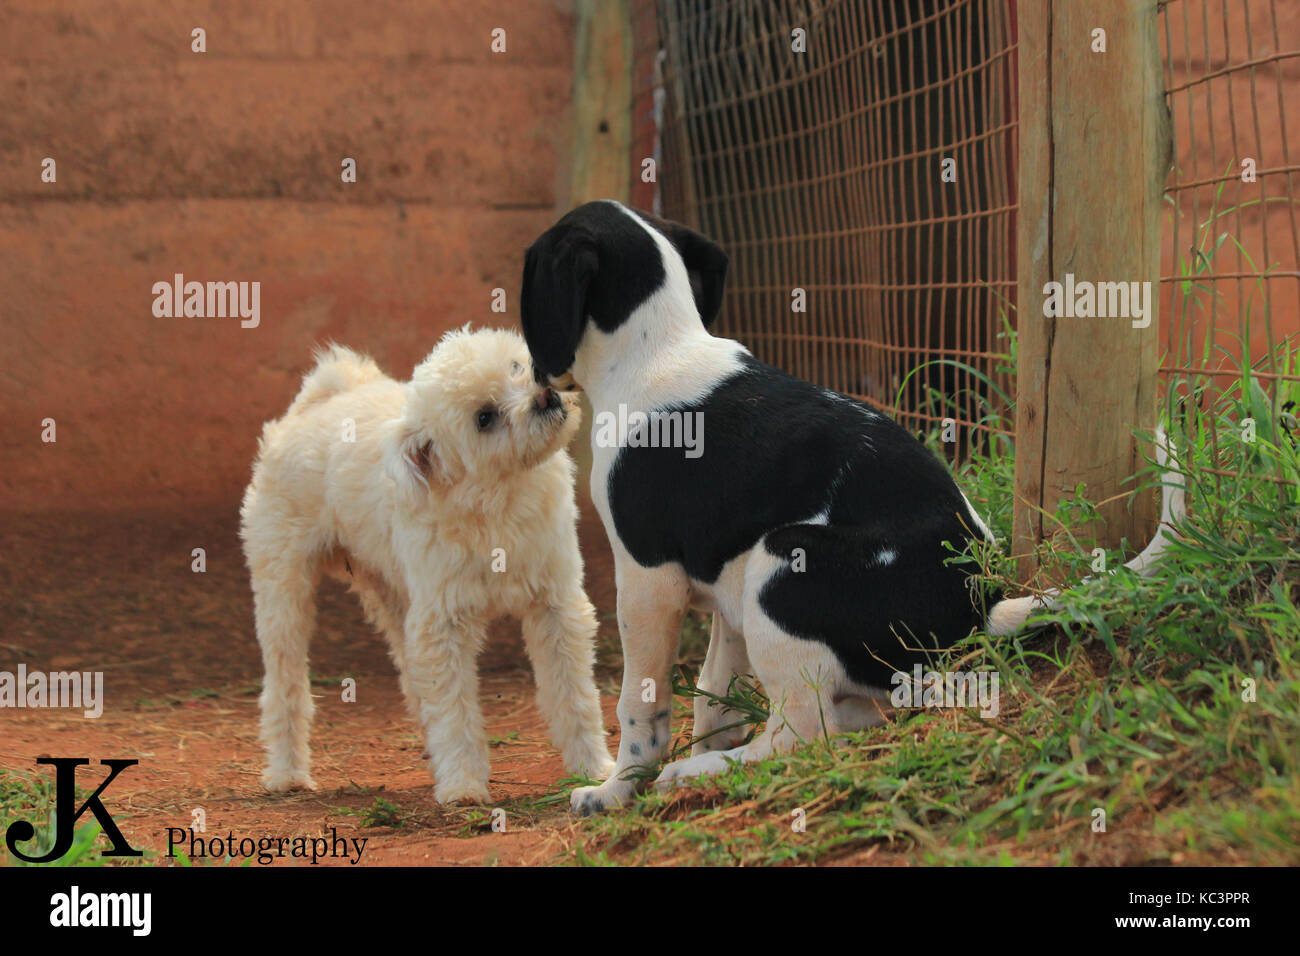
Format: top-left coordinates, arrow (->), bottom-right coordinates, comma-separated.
240,326 -> 614,804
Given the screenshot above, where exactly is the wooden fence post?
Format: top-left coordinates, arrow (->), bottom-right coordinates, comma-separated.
1012,0 -> 1171,579
570,0 -> 632,206
567,0 -> 633,496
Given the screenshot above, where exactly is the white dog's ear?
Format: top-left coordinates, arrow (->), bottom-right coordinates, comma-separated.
385,424 -> 440,501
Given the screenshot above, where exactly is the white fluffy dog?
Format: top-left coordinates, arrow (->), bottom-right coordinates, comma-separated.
240,326 -> 614,804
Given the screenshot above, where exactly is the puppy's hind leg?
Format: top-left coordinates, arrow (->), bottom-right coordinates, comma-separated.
251,552 -> 321,792
521,594 -> 615,781
690,613 -> 755,757
832,692 -> 893,732
657,547 -> 843,789
357,585 -> 425,741
656,620 -> 839,789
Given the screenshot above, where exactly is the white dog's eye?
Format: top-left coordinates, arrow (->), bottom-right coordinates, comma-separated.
476,407 -> 498,431
510,360 -> 523,375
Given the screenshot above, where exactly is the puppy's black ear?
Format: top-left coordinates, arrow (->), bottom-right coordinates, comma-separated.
662,221 -> 729,328
521,234 -> 599,382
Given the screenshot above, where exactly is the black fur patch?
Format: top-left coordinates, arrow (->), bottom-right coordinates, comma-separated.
607,355 -> 999,686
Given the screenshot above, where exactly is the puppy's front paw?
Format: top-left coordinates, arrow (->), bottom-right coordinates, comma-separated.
570,779 -> 636,816
564,746 -> 617,782
435,781 -> 491,805
262,768 -> 318,793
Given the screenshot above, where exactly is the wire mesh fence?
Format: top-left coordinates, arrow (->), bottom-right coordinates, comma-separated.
1159,0 -> 1300,484
648,0 -> 1019,448
634,0 -> 1299,468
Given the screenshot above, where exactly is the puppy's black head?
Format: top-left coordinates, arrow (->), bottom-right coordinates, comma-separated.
520,201 -> 729,383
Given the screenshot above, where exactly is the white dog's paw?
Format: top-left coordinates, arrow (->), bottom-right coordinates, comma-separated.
434,781 -> 492,805
570,778 -> 637,816
565,747 -> 617,782
262,768 -> 318,792
654,750 -> 738,792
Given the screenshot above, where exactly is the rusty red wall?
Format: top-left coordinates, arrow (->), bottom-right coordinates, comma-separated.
0,0 -> 575,512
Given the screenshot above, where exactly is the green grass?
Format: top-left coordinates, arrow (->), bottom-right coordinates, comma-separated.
0,768 -> 121,867
564,391 -> 1299,864
561,228 -> 1300,864
329,795 -> 405,829
359,796 -> 403,828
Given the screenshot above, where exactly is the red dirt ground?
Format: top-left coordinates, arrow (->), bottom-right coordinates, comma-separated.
0,506 -> 625,866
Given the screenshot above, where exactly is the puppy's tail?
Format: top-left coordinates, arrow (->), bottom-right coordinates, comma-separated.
984,426 -> 1187,636
288,344 -> 385,414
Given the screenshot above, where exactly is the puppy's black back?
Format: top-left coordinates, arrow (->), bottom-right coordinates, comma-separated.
608,354 -> 998,685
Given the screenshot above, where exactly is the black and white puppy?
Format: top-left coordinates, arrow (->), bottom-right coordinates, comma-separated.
520,200 -> 1183,815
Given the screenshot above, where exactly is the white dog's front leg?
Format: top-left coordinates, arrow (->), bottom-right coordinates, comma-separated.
522,597 -> 615,780
403,606 -> 491,804
571,563 -> 687,815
